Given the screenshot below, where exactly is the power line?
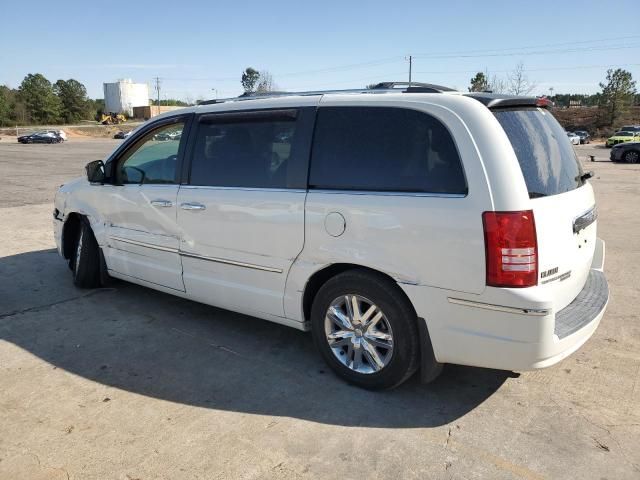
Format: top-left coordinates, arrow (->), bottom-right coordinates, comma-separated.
166,34 -> 640,83
412,43 -> 640,59
411,34 -> 640,57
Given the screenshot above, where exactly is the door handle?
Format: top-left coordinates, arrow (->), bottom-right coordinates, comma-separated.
150,199 -> 173,208
180,202 -> 206,211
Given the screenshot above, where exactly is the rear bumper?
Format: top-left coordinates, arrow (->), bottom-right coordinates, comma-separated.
400,238 -> 608,371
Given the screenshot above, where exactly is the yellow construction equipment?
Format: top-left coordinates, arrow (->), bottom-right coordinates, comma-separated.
100,112 -> 127,125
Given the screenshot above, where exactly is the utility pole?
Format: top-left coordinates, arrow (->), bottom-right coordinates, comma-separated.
406,55 -> 413,88
153,77 -> 161,114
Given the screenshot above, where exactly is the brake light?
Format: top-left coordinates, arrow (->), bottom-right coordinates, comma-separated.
536,97 -> 552,108
482,210 -> 538,288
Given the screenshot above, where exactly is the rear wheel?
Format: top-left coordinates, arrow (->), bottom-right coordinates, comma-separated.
623,150 -> 639,164
311,270 -> 421,389
71,219 -> 101,288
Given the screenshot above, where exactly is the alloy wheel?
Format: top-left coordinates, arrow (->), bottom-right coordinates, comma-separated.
324,294 -> 394,374
625,151 -> 639,164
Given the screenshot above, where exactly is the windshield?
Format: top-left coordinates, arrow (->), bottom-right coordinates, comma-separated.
494,108 -> 585,198
617,132 -> 633,137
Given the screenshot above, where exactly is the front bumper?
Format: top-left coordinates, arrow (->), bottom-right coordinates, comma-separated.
610,147 -> 625,161
53,209 -> 64,256
400,238 -> 609,371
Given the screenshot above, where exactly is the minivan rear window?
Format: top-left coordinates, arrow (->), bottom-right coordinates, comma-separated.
309,107 -> 467,194
494,108 -> 585,198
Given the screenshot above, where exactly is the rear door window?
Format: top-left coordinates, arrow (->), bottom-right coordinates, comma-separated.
494,108 -> 585,198
189,109 -> 311,189
309,107 -> 467,194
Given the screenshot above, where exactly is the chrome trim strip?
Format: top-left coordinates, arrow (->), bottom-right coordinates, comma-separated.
179,185 -> 306,193
109,236 -> 282,273
309,189 -> 466,198
180,251 -> 283,273
109,236 -> 179,253
573,205 -> 597,234
447,297 -> 550,316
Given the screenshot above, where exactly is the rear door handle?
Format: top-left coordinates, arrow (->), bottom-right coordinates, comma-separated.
180,202 -> 206,211
150,199 -> 173,207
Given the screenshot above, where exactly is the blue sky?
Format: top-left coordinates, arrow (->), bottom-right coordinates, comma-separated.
1,0 -> 639,100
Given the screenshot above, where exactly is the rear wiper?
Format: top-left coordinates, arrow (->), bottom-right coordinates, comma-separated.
579,171 -> 594,182
528,192 -> 548,198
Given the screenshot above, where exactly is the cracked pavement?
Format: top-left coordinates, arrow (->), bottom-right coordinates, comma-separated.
0,140 -> 639,479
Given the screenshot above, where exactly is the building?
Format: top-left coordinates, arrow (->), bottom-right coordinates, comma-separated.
132,105 -> 185,120
103,79 -> 149,116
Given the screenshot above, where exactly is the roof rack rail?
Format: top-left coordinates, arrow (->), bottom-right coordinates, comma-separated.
196,83 -> 457,105
370,82 -> 457,93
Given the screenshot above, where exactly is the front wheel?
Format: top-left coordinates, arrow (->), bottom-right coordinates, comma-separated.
623,150 -> 639,164
71,219 -> 101,288
311,270 -> 422,389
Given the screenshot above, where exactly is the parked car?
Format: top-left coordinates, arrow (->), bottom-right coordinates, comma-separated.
610,141 -> 640,163
618,125 -> 640,132
566,131 -> 581,145
53,86 -> 608,389
573,130 -> 590,144
48,130 -> 67,141
18,131 -> 63,144
606,130 -> 640,147
154,130 -> 182,141
114,130 -> 132,140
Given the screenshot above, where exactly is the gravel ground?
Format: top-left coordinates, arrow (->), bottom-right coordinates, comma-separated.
0,139 -> 638,479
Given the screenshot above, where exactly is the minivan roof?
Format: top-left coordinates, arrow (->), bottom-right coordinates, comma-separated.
195,83 -> 545,110
150,83 -> 546,122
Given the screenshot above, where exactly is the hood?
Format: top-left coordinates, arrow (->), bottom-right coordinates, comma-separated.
58,176 -> 87,193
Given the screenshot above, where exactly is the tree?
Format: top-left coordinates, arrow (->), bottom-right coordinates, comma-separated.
469,72 -> 489,92
18,73 -> 61,124
0,86 -> 10,126
54,79 -> 91,123
241,67 -> 260,94
598,68 -> 636,126
256,70 -> 278,93
488,74 -> 507,94
508,62 -> 536,95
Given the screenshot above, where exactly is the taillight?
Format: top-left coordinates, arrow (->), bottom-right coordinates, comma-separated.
482,210 -> 538,288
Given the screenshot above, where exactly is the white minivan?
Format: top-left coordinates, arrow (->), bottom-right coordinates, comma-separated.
53,84 -> 609,389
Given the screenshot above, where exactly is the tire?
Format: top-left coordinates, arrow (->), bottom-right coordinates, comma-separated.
71,219 -> 101,288
311,270 -> 421,390
623,150 -> 640,164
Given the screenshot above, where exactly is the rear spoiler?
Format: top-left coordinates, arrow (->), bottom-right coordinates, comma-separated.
465,93 -> 551,110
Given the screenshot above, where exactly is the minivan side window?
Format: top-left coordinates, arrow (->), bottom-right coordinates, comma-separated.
189,110 -> 303,189
116,122 -> 184,185
309,107 -> 467,194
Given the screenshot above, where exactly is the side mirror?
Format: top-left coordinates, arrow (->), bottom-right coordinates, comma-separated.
85,160 -> 105,184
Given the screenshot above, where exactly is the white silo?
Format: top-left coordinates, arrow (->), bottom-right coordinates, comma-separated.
103,79 -> 149,116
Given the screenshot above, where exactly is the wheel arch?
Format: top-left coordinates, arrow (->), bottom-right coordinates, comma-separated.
301,263 -> 416,324
61,212 -> 85,259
